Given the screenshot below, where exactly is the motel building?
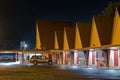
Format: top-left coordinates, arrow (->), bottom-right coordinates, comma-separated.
35,6 -> 120,69
61,7 -> 120,69
59,9 -> 120,69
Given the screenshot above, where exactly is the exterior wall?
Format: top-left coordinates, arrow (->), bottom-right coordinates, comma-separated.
65,51 -> 71,65
109,49 -> 120,69
56,52 -> 59,64
23,53 -> 30,61
63,51 -> 87,66
56,52 -> 63,64
87,50 -> 108,68
51,53 -> 57,64
65,51 -> 74,65
70,50 -> 89,67
96,50 -> 108,67
88,50 -> 97,67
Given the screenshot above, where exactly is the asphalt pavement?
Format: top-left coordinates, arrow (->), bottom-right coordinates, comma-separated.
0,63 -> 119,80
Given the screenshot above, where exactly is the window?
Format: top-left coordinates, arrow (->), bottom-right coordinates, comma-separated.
96,51 -> 102,58
79,52 -> 84,58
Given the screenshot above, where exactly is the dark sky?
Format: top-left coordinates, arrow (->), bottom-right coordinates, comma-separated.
0,0 -> 118,49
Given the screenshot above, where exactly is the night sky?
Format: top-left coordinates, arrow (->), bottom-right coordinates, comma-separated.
0,0 -> 118,49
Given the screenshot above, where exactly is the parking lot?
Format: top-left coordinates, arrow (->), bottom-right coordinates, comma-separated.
0,63 -> 119,80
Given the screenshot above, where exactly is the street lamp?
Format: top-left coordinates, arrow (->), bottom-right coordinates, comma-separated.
24,44 -> 27,50
20,41 -> 28,50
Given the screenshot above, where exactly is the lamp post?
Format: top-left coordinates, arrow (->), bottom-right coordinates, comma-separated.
21,41 -> 27,64
24,44 -> 27,50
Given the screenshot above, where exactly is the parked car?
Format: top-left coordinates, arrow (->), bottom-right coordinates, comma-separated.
29,55 -> 53,65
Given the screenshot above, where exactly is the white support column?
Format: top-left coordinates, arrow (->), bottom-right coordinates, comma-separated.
109,50 -> 114,68
94,51 -> 97,66
74,51 -> 78,65
63,51 -> 66,64
118,50 -> 120,68
88,51 -> 92,66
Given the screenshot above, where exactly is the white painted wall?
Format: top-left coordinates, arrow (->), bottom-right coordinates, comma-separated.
88,51 -> 92,66
109,50 -> 114,67
74,51 -> 78,65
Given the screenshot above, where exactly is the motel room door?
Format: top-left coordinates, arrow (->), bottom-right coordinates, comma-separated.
92,51 -> 95,65
114,50 -> 118,66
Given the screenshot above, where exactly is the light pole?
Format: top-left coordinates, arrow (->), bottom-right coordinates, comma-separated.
21,41 -> 27,64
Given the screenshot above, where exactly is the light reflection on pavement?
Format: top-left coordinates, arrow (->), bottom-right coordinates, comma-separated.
56,65 -> 120,79
0,63 -> 120,79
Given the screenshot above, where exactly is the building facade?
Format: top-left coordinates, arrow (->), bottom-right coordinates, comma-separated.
35,7 -> 120,69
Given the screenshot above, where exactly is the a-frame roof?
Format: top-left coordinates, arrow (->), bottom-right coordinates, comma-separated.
55,30 -> 64,50
64,27 -> 75,50
90,17 -> 101,47
94,16 -> 114,45
111,7 -> 120,45
36,20 -> 73,50
55,31 -> 59,50
36,25 -> 41,49
76,22 -> 91,48
117,6 -> 120,15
